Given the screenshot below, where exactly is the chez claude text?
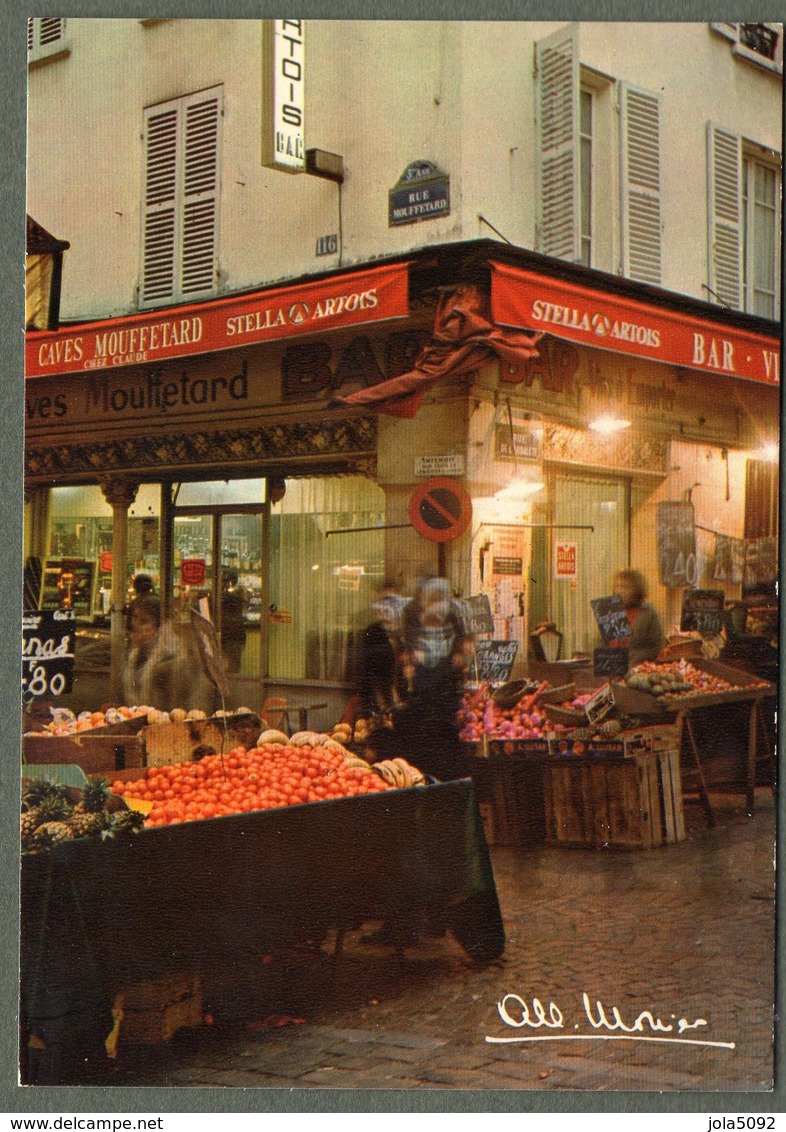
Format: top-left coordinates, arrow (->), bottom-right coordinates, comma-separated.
489,992 -> 735,1046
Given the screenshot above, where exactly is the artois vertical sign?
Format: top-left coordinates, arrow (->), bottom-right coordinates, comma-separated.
261,20 -> 306,173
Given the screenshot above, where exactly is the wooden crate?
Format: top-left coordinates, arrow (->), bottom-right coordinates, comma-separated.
22,733 -> 145,774
115,970 -> 202,1045
472,754 -> 546,847
543,748 -> 684,850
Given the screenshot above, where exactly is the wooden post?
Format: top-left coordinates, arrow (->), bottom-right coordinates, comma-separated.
259,491 -> 271,707
100,476 -> 139,702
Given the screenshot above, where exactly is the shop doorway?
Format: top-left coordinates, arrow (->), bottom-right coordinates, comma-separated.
170,503 -> 264,698
549,471 -> 631,657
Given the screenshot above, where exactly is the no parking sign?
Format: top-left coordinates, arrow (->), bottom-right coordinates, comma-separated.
408,477 -> 472,543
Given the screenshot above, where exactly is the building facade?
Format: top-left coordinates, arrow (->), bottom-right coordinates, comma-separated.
25,19 -> 782,715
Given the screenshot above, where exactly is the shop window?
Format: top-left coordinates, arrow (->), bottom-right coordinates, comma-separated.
140,86 -> 222,308
707,125 -> 781,317
268,477 -> 386,683
27,18 -> 69,65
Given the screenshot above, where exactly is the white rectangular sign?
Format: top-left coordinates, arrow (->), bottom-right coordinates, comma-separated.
261,20 -> 306,173
414,453 -> 466,477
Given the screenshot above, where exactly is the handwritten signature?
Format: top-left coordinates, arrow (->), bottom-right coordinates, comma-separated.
485,993 -> 735,1050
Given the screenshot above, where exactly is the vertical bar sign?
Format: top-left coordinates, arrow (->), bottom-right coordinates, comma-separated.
261,20 -> 306,173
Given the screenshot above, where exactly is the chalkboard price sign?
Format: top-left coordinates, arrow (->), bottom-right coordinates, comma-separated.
591,595 -> 633,644
680,589 -> 725,634
657,501 -> 697,588
474,639 -> 519,683
593,647 -> 629,678
458,593 -> 495,637
22,610 -> 76,698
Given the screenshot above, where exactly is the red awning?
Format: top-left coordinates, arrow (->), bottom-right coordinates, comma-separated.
26,263 -> 409,379
491,261 -> 780,386
334,283 -> 542,418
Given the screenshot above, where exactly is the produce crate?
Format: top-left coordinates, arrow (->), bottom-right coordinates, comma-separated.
114,969 -> 202,1045
141,713 -> 262,766
466,748 -> 546,846
22,733 -> 145,774
543,747 -> 684,849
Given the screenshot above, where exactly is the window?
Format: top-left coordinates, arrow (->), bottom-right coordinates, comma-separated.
742,155 -> 781,319
140,87 -> 222,308
535,27 -> 658,281
27,18 -> 68,65
707,124 -> 781,317
710,22 -> 783,75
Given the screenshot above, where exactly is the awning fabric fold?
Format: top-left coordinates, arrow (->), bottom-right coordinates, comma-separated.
334,283 -> 542,418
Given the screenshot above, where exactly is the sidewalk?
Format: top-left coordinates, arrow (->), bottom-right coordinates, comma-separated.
104,789 -> 777,1094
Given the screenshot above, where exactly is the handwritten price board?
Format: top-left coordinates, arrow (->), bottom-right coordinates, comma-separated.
22,610 -> 75,698
657,501 -> 697,588
474,639 -> 519,683
680,589 -> 725,634
593,647 -> 629,678
458,593 -> 495,637
591,595 -> 633,644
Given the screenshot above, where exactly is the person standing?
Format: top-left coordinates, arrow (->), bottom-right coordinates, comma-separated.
123,596 -> 214,713
393,577 -> 473,782
220,568 -> 248,674
611,569 -> 666,666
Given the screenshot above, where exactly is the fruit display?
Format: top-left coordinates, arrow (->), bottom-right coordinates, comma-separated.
458,688 -> 549,742
24,705 -> 255,737
111,737 -> 429,828
20,775 -> 142,853
624,660 -> 768,702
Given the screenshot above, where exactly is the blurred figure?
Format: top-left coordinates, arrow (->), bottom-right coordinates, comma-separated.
393,577 -> 473,782
123,596 -> 213,712
132,573 -> 154,598
220,568 -> 248,673
611,569 -> 665,666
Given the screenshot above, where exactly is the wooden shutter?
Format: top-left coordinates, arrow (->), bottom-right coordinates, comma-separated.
535,25 -> 580,261
180,92 -> 221,297
707,123 -> 742,310
141,104 -> 179,305
620,84 -> 662,285
141,88 -> 221,307
28,17 -> 64,57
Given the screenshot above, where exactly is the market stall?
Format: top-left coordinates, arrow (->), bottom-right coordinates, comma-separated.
21,771 -> 503,1085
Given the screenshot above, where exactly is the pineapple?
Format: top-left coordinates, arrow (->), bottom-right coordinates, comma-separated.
33,821 -> 75,849
105,808 -> 147,837
68,777 -> 111,839
21,788 -> 74,852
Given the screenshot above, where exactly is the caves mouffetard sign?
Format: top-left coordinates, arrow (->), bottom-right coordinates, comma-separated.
25,264 -> 409,379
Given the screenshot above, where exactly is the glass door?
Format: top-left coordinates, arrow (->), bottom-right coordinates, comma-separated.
170,509 -> 264,695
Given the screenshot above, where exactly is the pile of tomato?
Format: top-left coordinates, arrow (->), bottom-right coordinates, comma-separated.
111,743 -> 391,827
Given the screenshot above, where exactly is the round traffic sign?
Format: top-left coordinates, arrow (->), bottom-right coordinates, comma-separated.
408,477 -> 473,543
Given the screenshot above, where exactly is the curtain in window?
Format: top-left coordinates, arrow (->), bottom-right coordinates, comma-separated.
552,473 -> 630,656
268,476 -> 386,681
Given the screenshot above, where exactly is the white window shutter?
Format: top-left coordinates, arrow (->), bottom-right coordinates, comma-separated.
180,90 -> 221,298
535,25 -> 580,261
707,123 -> 742,310
140,87 -> 221,308
141,105 -> 179,305
620,83 -> 662,285
38,18 -> 64,48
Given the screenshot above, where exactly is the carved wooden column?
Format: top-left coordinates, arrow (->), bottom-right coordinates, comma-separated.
100,476 -> 139,701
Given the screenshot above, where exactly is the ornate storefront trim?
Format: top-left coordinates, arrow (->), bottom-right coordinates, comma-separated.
25,415 -> 378,482
543,423 -> 668,475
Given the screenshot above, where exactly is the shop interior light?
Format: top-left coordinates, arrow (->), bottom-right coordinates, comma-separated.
759,442 -> 779,462
588,414 -> 632,435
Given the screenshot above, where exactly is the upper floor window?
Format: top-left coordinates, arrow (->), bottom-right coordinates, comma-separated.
140,87 -> 223,309
710,22 -> 783,76
534,25 -> 661,284
27,18 -> 68,65
707,124 -> 781,319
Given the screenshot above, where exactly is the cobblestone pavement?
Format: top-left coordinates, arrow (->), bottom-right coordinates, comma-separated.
103,790 -> 777,1096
